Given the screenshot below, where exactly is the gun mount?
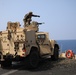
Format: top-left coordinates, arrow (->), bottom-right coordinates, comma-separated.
25,21 -> 44,32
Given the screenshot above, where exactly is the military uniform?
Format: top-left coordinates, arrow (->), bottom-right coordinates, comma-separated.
23,12 -> 40,27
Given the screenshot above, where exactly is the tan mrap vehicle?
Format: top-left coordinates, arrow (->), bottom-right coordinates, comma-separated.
0,18 -> 59,68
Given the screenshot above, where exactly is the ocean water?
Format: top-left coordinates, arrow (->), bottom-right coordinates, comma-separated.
56,40 -> 76,54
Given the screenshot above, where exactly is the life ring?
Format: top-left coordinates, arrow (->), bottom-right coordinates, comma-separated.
65,50 -> 74,59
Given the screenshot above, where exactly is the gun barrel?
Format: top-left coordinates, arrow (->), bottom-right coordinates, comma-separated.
37,22 -> 44,25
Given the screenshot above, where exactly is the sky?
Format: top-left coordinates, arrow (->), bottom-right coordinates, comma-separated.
0,0 -> 76,40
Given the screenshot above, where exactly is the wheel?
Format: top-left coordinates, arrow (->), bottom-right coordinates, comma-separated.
51,47 -> 59,61
26,50 -> 40,68
1,60 -> 12,68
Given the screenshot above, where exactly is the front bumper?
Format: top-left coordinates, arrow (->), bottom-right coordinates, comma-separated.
0,54 -> 25,61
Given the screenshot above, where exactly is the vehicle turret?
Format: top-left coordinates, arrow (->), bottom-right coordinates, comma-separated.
25,21 -> 44,32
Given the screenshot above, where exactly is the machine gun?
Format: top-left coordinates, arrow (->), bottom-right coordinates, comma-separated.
31,21 -> 44,26
25,21 -> 45,32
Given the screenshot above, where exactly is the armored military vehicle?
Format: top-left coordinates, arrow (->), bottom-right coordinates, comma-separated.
0,13 -> 59,68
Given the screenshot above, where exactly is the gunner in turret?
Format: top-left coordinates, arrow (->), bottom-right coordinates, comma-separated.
23,12 -> 40,27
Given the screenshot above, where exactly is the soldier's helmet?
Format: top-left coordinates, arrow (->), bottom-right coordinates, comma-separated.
29,12 -> 33,15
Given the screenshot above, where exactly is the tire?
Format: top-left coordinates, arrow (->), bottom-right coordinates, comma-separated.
27,50 -> 40,68
51,47 -> 59,61
1,60 -> 12,68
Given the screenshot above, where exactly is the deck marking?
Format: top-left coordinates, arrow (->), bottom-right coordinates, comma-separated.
1,69 -> 18,75
1,66 -> 24,75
